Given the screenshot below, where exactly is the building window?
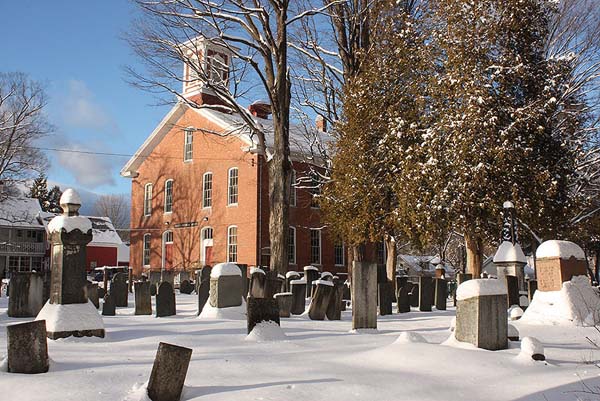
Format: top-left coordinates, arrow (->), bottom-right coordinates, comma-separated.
310,173 -> 320,208
290,170 -> 296,207
228,168 -> 238,205
184,129 -> 193,162
202,227 -> 213,240
310,229 -> 321,265
288,226 -> 296,265
227,226 -> 238,263
144,183 -> 153,216
203,172 -> 212,208
143,234 -> 151,266
207,50 -> 229,84
334,242 -> 345,266
164,230 -> 173,244
164,179 -> 173,213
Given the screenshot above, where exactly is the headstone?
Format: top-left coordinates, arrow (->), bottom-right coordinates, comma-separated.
274,292 -> 293,318
161,271 -> 175,286
303,266 -> 320,298
505,275 -> 520,307
7,320 -> 49,374
111,273 -> 128,307
128,267 -> 133,293
396,284 -> 411,313
209,263 -> 243,308
343,281 -> 351,301
196,266 -> 211,315
455,279 -> 508,350
87,282 -> 100,309
378,282 -> 394,316
409,283 -> 419,307
156,282 -> 176,317
236,264 -> 249,299
419,277 -> 434,312
149,271 -> 162,286
434,278 -> 448,311
290,279 -> 306,315
527,280 -> 537,302
97,286 -> 105,299
494,241 -> 527,290
535,240 -> 587,291
308,280 -> 335,320
265,271 -> 284,298
326,282 -> 344,320
102,293 -> 116,316
396,276 -> 408,291
285,271 -> 301,292
246,297 -> 280,334
351,262 -> 377,330
248,268 -> 267,298
179,280 -> 193,294
135,282 -> 152,315
8,272 -> 44,317
147,342 -> 192,401
150,283 -> 157,296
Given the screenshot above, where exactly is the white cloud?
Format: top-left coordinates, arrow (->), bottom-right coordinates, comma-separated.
52,139 -> 117,189
60,80 -> 117,132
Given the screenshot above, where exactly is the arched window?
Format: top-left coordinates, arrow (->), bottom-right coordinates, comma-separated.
202,227 -> 213,240
143,233 -> 151,266
203,172 -> 213,208
144,183 -> 153,216
228,168 -> 238,205
227,225 -> 238,263
164,179 -> 173,213
288,226 -> 296,265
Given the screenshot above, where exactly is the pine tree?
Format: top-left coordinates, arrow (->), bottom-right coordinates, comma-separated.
47,185 -> 63,214
28,173 -> 49,211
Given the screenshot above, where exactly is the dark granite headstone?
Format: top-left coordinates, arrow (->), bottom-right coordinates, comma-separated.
8,272 -> 44,317
378,282 -> 394,316
419,277 -> 434,312
396,276 -> 408,291
86,282 -> 100,309
326,282 -> 344,320
246,297 -> 280,334
308,281 -> 334,320
265,271 -> 284,298
303,267 -> 320,298
196,266 -> 211,315
434,278 -> 448,310
147,342 -> 192,401
156,282 -> 176,317
150,283 -> 157,296
110,273 -> 128,307
285,272 -> 301,292
102,293 -> 116,316
249,270 -> 267,298
97,286 -> 105,299
179,280 -> 193,295
290,280 -> 306,315
7,320 -> 49,374
397,284 -> 411,313
409,283 -> 419,307
506,275 -> 520,307
527,280 -> 537,302
342,281 -> 351,301
274,292 -> 293,318
135,282 -> 152,315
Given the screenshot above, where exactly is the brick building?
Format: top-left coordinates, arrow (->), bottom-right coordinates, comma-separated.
121,37 -> 345,278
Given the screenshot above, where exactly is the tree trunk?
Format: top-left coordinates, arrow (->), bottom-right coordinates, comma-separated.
464,233 -> 483,279
384,233 -> 397,292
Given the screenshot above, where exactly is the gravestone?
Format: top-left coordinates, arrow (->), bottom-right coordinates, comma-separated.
326,282 -> 344,321
285,271 -> 301,292
246,297 -> 280,334
304,266 -> 320,298
419,277 -> 434,312
527,280 -> 537,302
102,293 -> 116,316
128,267 -> 133,293
397,284 -> 411,313
290,279 -> 306,315
308,280 -> 335,320
494,241 -> 527,291
156,282 -> 176,317
352,262 -> 378,330
248,268 -> 267,298
274,292 -> 293,318
455,279 -> 508,350
434,278 -> 448,311
97,286 -> 105,299
8,272 -> 44,317
378,282 -> 394,316
147,342 -> 192,401
343,281 -> 351,301
7,320 -> 49,374
209,263 -> 243,308
150,283 -> 157,296
87,282 -> 100,309
111,273 -> 129,307
396,276 -> 408,292
535,240 -> 588,291
135,282 -> 152,315
236,264 -> 249,300
196,266 -> 211,315
161,271 -> 175,286
179,280 -> 193,295
409,283 -> 419,307
505,275 -> 520,307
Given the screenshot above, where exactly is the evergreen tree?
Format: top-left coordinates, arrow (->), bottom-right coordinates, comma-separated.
47,185 -> 63,214
28,173 -> 49,210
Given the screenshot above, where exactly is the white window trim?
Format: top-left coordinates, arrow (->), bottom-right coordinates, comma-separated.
310,228 -> 322,266
289,226 -> 296,265
184,128 -> 194,162
227,167 -> 239,206
144,183 -> 153,217
164,179 -> 174,214
143,233 -> 151,267
202,172 -> 213,209
227,225 -> 238,263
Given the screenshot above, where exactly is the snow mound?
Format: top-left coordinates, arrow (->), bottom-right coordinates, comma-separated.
198,299 -> 246,320
508,306 -> 524,320
123,381 -> 151,401
48,215 -> 92,234
456,279 -> 507,301
210,262 -> 242,278
35,301 -> 104,333
245,321 -> 286,342
536,240 -> 585,260
519,337 -> 545,361
493,241 -> 527,263
394,332 -> 428,344
520,276 -> 600,326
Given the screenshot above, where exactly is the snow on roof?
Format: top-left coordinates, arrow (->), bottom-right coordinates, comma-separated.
41,212 -> 122,246
536,240 -> 585,260
456,279 -> 507,301
493,241 -> 527,263
211,262 -> 242,278
0,197 -> 45,228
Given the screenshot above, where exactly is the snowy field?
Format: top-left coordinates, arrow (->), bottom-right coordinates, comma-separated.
2,294 -> 600,401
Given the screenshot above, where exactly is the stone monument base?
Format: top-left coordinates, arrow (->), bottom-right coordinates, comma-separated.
36,301 -> 105,340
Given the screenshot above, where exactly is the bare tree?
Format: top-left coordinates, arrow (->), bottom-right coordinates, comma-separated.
94,194 -> 130,242
0,72 -> 51,195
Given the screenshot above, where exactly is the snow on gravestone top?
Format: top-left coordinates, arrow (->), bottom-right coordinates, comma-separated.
536,240 -> 585,260
493,241 -> 527,264
210,263 -> 242,279
250,267 -> 265,275
313,279 -> 334,287
285,271 -> 299,278
303,265 -> 319,271
60,188 -> 82,205
48,215 -> 92,234
456,279 -> 507,301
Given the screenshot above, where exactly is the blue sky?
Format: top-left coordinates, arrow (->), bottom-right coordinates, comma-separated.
0,1 -> 170,195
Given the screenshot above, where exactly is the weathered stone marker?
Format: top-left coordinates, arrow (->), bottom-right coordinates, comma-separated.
150,283 -> 157,297
352,262 -> 377,330
285,271 -> 301,292
304,265 -> 320,298
209,262 -> 243,308
493,241 -> 527,291
326,282 -> 344,320
246,297 -> 280,334
290,279 -> 306,315
455,279 -> 508,350
135,282 -> 152,315
378,281 -> 394,316
102,292 -> 116,316
111,272 -> 129,307
8,272 -> 44,317
7,320 -> 49,374
236,264 -> 249,300
87,281 -> 100,309
179,280 -> 193,295
535,240 -> 588,291
248,267 -> 267,298
35,189 -> 105,339
419,277 -> 434,312
505,275 -> 520,307
397,284 -> 411,313
434,278 -> 447,311
274,292 -> 293,317
147,342 -> 192,401
409,283 -> 419,307
156,282 -> 176,317
196,266 -> 211,315
308,280 -> 334,320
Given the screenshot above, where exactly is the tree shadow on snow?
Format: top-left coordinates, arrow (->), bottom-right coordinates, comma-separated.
511,375 -> 600,401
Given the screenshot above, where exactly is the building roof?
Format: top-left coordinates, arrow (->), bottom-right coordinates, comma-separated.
39,212 -> 123,247
120,101 -> 333,177
0,197 -> 45,229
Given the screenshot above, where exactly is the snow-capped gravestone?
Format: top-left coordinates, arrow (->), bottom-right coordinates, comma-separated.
290,278 -> 306,315
326,280 -> 344,320
308,279 -> 334,320
248,267 -> 267,298
7,320 -> 49,374
352,262 -> 378,330
8,272 -> 44,317
285,271 -> 301,292
304,265 -> 320,298
455,279 -> 508,350
494,241 -> 527,290
156,282 -> 176,317
196,266 -> 211,316
209,262 -> 243,308
147,342 -> 192,401
35,189 -> 105,340
274,292 -> 293,317
246,297 -> 280,334
535,240 -> 588,291
134,282 -> 152,315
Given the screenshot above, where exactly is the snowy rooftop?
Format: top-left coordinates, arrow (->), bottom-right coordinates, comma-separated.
0,197 -> 45,228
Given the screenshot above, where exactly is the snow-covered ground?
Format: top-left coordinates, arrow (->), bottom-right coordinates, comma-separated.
2,294 -> 600,401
